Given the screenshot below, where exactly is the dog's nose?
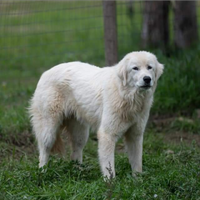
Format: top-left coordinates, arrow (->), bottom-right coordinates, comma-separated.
143,76 -> 151,84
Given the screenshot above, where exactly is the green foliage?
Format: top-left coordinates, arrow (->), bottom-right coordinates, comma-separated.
153,47 -> 200,114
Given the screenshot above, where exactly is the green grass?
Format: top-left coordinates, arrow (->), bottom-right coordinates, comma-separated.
0,133 -> 200,200
0,1 -> 200,199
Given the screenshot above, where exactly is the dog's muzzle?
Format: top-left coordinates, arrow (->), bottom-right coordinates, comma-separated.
140,76 -> 152,89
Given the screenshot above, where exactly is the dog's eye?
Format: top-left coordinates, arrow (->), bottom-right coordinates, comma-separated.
147,66 -> 152,70
133,67 -> 139,71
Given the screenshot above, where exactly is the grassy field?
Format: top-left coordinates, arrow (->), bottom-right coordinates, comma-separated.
1,133 -> 200,200
0,1 -> 200,200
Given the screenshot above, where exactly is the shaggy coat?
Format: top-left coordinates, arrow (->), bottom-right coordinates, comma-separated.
29,51 -> 164,178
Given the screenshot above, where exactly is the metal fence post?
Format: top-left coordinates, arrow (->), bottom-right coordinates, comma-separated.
102,0 -> 118,66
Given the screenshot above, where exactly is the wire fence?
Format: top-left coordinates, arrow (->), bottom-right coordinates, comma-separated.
0,1 -> 199,70
0,1 -> 144,70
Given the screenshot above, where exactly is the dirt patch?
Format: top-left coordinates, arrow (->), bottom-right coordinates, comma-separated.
149,114 -> 200,147
163,131 -> 200,147
0,130 -> 37,162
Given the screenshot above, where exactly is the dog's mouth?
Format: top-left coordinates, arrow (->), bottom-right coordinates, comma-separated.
140,85 -> 151,89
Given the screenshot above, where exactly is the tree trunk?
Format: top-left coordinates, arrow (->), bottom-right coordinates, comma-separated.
126,0 -> 134,19
103,0 -> 118,66
173,1 -> 198,49
141,1 -> 170,49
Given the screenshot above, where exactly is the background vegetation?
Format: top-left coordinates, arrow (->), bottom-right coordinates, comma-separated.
0,1 -> 200,199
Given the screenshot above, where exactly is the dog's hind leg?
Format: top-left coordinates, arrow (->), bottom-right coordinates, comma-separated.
33,116 -> 62,168
66,118 -> 89,164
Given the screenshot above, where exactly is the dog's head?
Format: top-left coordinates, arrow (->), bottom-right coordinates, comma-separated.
117,51 -> 164,91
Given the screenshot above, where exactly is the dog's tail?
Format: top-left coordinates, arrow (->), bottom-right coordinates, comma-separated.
51,133 -> 65,155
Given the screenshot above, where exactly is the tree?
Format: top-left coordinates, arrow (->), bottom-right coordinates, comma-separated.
126,0 -> 134,19
173,1 -> 198,49
141,1 -> 170,49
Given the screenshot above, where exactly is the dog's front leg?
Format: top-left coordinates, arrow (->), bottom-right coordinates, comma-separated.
124,126 -> 144,174
98,131 -> 116,179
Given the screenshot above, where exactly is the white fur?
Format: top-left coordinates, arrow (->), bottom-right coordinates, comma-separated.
29,51 -> 164,178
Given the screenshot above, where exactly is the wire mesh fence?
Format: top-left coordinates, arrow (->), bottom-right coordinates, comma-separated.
0,0 -> 142,70
0,1 -> 199,70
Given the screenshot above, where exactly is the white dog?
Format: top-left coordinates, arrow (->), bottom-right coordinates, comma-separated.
29,51 -> 163,179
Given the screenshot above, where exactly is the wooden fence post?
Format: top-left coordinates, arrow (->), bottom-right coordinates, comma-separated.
102,0 -> 118,66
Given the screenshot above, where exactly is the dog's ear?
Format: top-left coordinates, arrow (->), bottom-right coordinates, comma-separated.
117,59 -> 128,86
156,62 -> 164,80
